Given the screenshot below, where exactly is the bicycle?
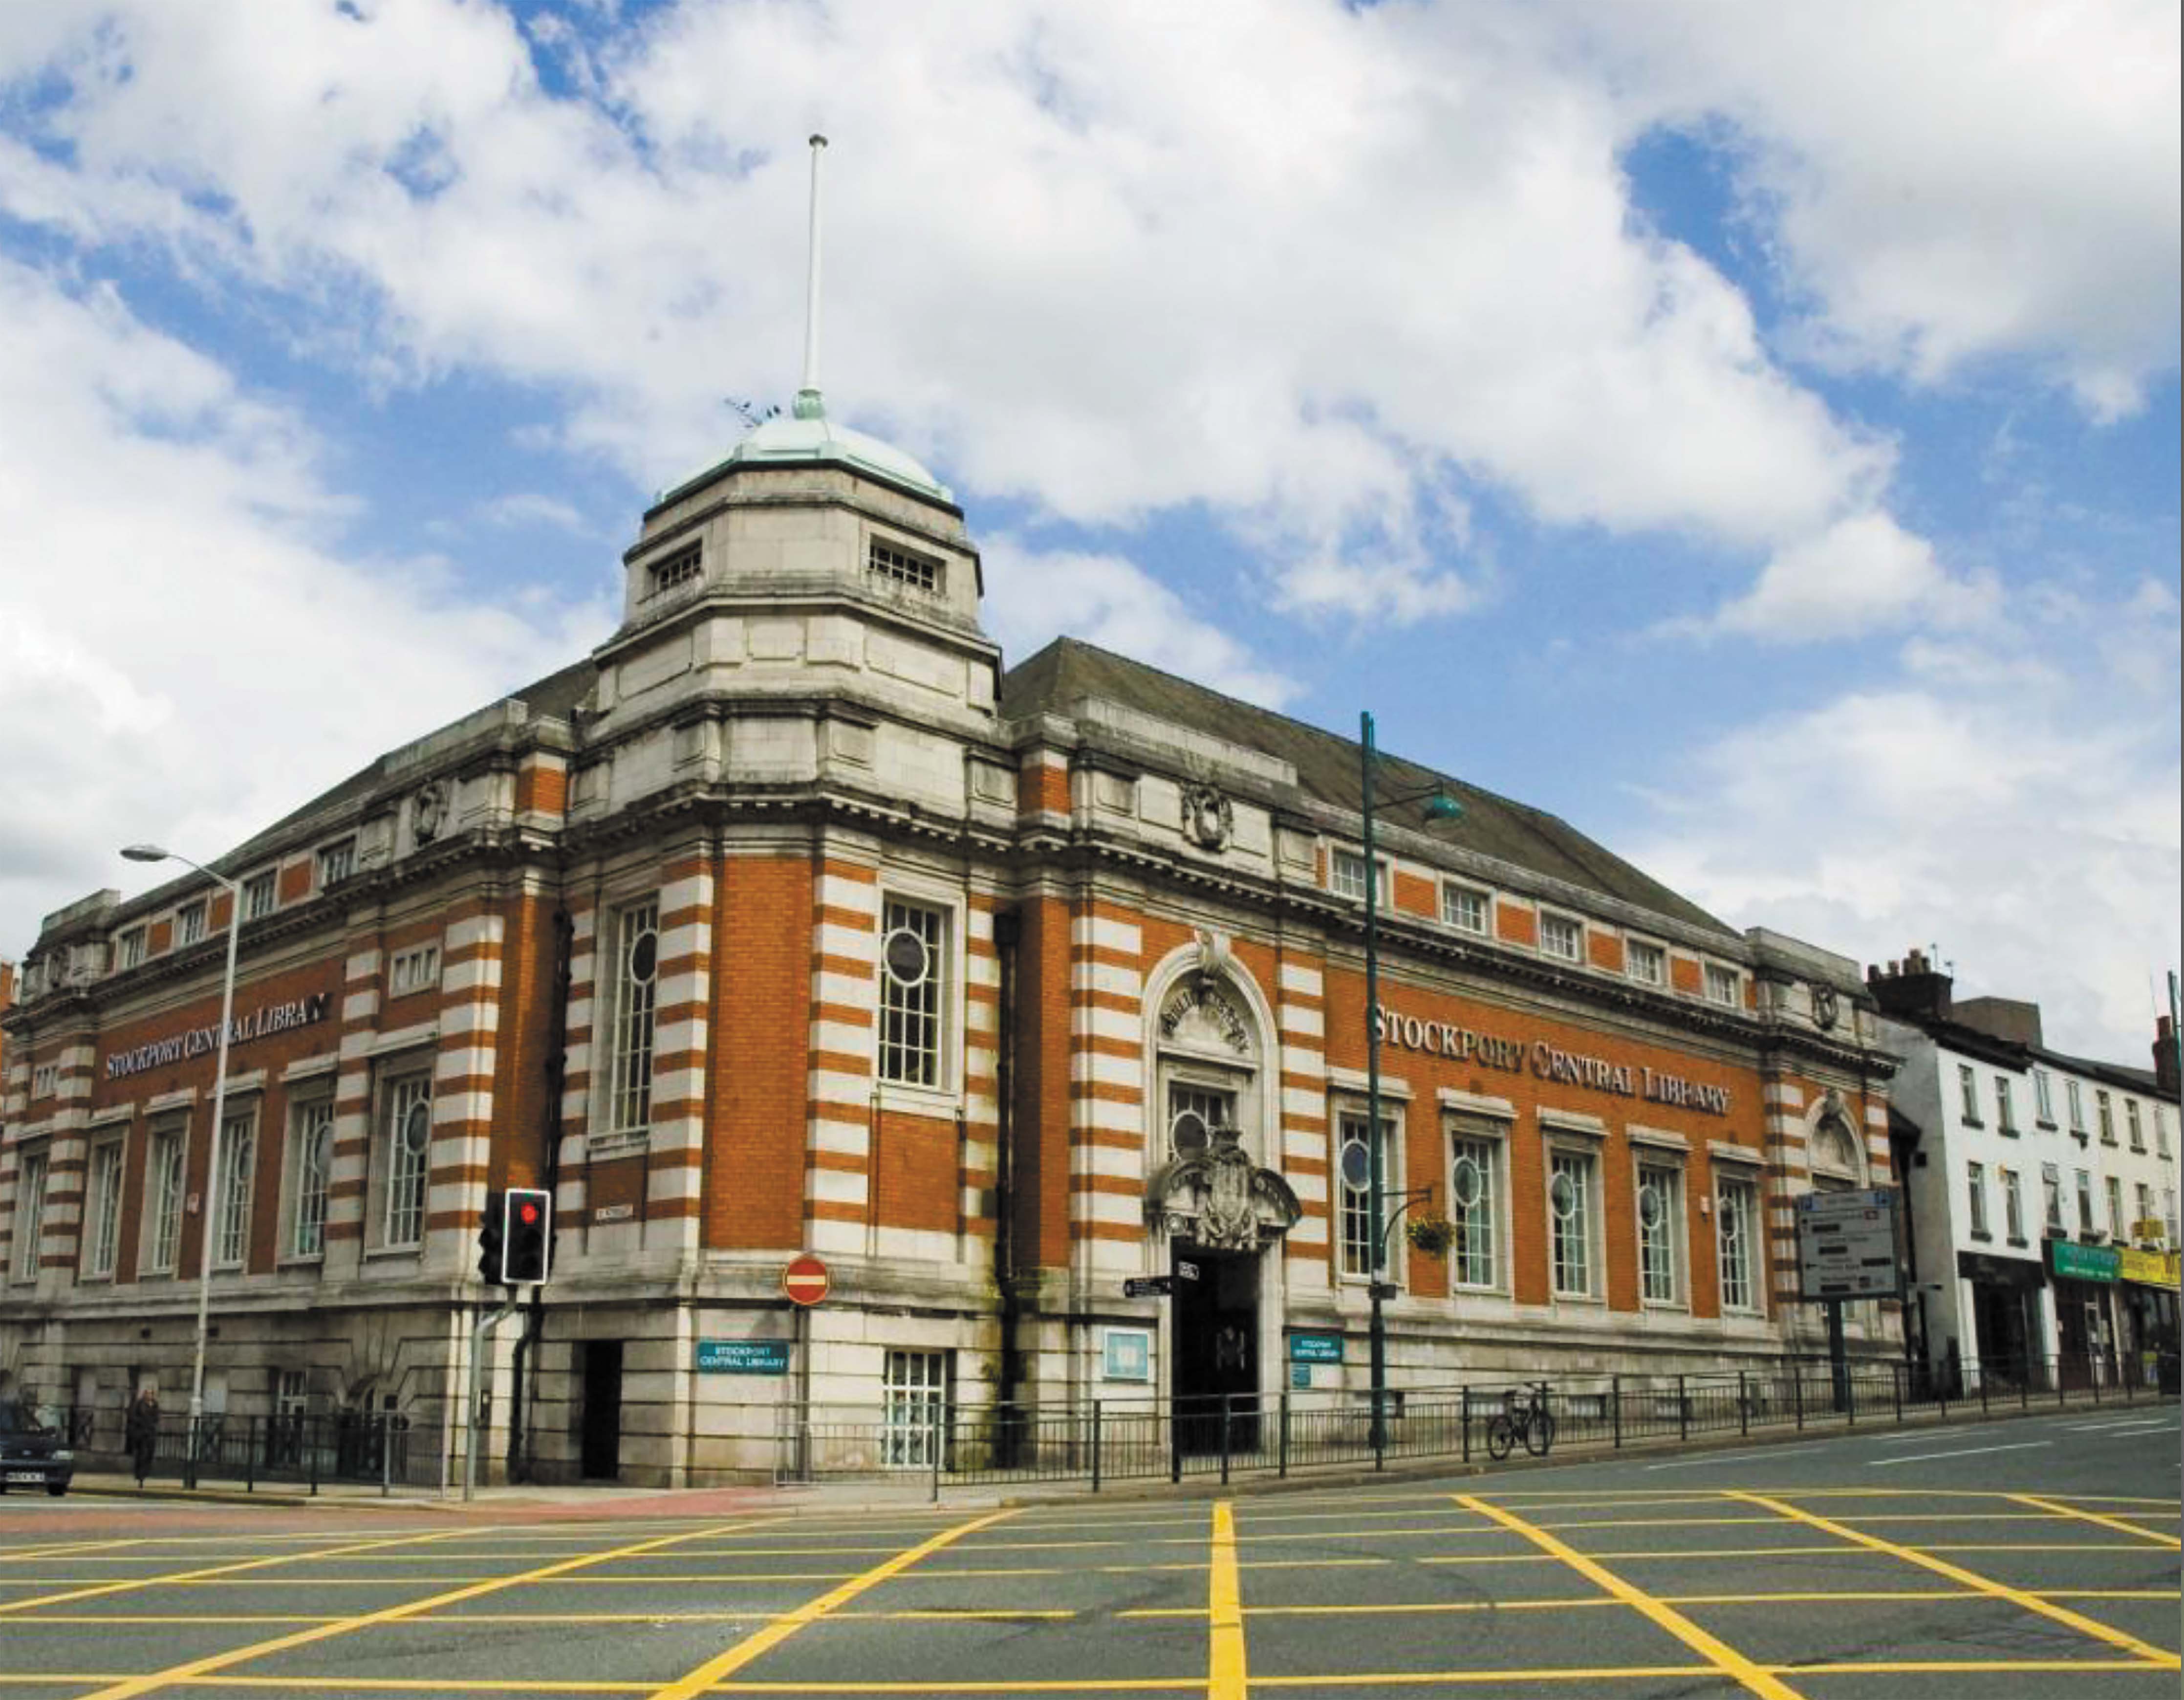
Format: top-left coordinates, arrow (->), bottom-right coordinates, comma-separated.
1486,1381 -> 1555,1460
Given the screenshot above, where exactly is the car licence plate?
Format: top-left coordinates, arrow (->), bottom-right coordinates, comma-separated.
4,1470 -> 48,1483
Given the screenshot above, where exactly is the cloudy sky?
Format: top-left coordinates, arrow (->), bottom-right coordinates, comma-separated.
1,0 -> 2176,1062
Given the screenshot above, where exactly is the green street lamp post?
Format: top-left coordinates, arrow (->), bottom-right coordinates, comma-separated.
1359,712 -> 1462,1450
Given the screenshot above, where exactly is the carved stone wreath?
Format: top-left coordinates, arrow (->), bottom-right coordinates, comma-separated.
1180,782 -> 1233,851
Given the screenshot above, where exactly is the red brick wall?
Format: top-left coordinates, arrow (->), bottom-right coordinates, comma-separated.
707,856 -> 811,1250
1010,895 -> 1076,1269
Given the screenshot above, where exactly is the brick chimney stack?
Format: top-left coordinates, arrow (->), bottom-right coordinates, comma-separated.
2158,1014 -> 2180,1097
1866,946 -> 1954,1023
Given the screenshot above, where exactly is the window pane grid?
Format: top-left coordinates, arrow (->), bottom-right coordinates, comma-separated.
215,1112 -> 255,1266
1549,1152 -> 1592,1296
1338,1114 -> 1391,1278
609,900 -> 659,1131
86,1143 -> 122,1276
384,1076 -> 432,1248
882,1350 -> 949,1467
292,1101 -> 333,1259
878,900 -> 946,1088
12,1152 -> 48,1280
1718,1180 -> 1755,1310
1449,1136 -> 1496,1287
150,1131 -> 184,1271
1639,1163 -> 1678,1303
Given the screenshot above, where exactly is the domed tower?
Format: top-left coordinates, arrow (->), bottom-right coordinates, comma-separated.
581,136 -> 998,822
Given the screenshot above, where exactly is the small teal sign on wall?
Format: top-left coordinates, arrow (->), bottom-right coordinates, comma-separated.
1288,1332 -> 1344,1364
696,1339 -> 792,1375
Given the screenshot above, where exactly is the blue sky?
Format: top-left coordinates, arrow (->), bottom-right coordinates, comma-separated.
0,0 -> 2176,1061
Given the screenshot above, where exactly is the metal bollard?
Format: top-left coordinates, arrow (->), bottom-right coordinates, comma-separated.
1794,1366 -> 1804,1431
1461,1385 -> 1471,1463
1678,1374 -> 1689,1442
1277,1393 -> 1289,1480
1091,1401 -> 1103,1494
1219,1394 -> 1233,1487
1739,1370 -> 1749,1438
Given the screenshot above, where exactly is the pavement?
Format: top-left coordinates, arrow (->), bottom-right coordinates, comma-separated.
53,1380 -> 2180,1517
1,1397 -> 2173,1698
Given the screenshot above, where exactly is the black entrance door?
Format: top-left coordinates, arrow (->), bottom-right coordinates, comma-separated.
580,1340 -> 623,1480
1171,1244 -> 1259,1454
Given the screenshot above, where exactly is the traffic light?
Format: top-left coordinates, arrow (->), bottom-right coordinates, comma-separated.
476,1192 -> 505,1285
502,1187 -> 552,1285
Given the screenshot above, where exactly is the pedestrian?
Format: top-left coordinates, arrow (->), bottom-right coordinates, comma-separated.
126,1386 -> 160,1486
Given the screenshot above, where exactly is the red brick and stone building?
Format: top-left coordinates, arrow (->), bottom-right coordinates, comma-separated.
0,393 -> 1900,1484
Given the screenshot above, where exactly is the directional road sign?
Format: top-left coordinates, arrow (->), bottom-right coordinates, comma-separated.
1124,1276 -> 1173,1298
1794,1187 -> 1902,1301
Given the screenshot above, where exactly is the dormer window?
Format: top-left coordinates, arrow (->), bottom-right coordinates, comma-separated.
644,541 -> 702,599
869,536 -> 941,593
115,927 -> 146,970
177,900 -> 208,946
1539,913 -> 1584,962
242,870 -> 278,921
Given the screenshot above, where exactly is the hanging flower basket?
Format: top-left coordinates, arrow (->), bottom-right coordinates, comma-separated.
1405,1213 -> 1456,1257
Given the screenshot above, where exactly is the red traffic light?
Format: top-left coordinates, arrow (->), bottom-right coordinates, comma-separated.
499,1187 -> 552,1285
518,1200 -> 540,1225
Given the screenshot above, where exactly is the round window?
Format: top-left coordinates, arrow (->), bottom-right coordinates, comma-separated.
1638,1184 -> 1664,1228
1339,1135 -> 1374,1192
1450,1155 -> 1482,1210
883,927 -> 930,988
628,928 -> 657,984
310,1123 -> 334,1174
1549,1171 -> 1577,1219
401,1100 -> 431,1157
1170,1109 -> 1210,1156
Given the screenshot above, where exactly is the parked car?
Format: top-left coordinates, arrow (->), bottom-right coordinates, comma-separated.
0,1401 -> 74,1496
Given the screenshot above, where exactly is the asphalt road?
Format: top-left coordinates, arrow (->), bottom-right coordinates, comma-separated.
0,1400 -> 2175,1699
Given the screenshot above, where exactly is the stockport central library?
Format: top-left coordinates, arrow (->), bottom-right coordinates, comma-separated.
0,392 -> 1900,1484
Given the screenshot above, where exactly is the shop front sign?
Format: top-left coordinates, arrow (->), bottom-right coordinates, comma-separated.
2118,1246 -> 2180,1289
2048,1240 -> 2120,1284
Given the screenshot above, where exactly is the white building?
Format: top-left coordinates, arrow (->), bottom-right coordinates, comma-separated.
1874,952 -> 2179,1390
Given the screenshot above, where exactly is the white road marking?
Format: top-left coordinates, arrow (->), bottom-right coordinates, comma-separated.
1643,1444 -> 1838,1471
2066,1417 -> 2177,1432
1871,1441 -> 2052,1468
1872,1426 -> 1980,1444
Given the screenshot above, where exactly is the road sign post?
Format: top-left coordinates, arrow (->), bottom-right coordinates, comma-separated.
1795,1188 -> 1903,1411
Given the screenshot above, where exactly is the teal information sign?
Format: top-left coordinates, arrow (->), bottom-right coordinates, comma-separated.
2049,1241 -> 2120,1284
696,1339 -> 792,1375
1288,1332 -> 1343,1364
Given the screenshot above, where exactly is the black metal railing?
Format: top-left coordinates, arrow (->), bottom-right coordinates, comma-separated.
769,1349 -> 2178,1499
50,1406 -> 441,1494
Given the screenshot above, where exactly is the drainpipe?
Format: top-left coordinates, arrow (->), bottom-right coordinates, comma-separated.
511,898 -> 574,1483
991,907 -> 1023,1464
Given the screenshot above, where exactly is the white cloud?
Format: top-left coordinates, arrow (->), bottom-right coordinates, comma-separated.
474,492 -> 590,532
1560,0 -> 2182,416
0,258 -> 602,956
1702,511 -> 1996,642
0,0 -> 1915,615
1628,587 -> 2182,1059
983,539 -> 1297,710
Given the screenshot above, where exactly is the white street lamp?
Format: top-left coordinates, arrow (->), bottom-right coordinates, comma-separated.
120,842 -> 241,1472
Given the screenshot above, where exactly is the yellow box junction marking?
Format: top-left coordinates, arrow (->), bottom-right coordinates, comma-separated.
642,1509 -> 1013,1700
1729,1491 -> 2180,1669
60,1516 -> 782,1700
2010,1492 -> 2183,1547
1455,1496 -> 1807,1700
0,1526 -> 476,1616
1207,1501 -> 1247,1700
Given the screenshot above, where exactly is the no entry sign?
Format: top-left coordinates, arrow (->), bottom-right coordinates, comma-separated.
781,1253 -> 831,1307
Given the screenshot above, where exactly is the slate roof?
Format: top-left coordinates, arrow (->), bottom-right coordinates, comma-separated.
233,656 -> 601,863
1000,638 -> 1732,937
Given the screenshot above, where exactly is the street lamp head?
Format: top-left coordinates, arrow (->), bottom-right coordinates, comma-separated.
1419,793 -> 1464,824
120,844 -> 172,864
